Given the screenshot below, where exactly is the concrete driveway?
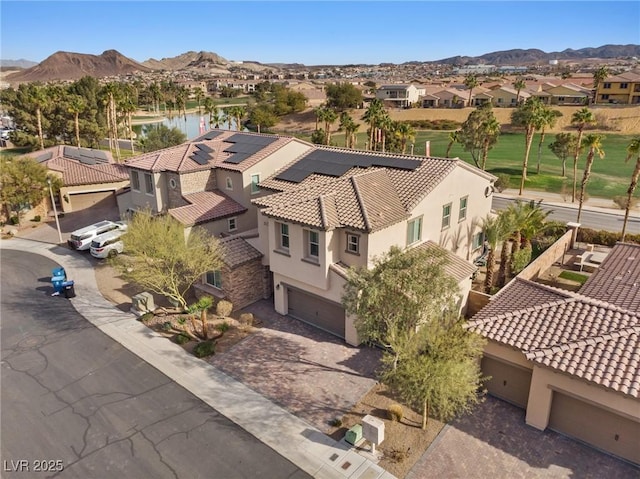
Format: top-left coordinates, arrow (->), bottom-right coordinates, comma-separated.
207,300 -> 382,432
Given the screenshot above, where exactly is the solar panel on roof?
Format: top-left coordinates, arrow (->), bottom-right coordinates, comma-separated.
195,143 -> 214,153
193,130 -> 224,142
224,153 -> 251,164
190,153 -> 210,165
226,133 -> 278,147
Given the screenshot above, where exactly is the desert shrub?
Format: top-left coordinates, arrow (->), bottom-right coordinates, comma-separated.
140,312 -> 154,323
32,215 -> 41,222
388,403 -> 404,422
613,195 -> 638,210
239,313 -> 254,326
174,332 -> 191,345
494,174 -> 510,192
511,246 -> 532,274
329,418 -> 343,427
575,227 -> 640,246
216,300 -> 233,317
216,321 -> 230,333
161,321 -> 172,332
193,340 -> 215,358
9,216 -> 19,225
388,448 -> 409,464
176,316 -> 187,325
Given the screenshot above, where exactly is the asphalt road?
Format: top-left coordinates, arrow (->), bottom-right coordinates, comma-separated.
0,251 -> 311,479
492,197 -> 640,235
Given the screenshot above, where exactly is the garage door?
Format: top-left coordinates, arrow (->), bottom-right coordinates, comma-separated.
287,288 -> 345,339
69,191 -> 116,211
549,392 -> 640,465
481,356 -> 532,408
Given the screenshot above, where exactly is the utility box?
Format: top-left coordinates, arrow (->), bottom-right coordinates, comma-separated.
131,292 -> 155,315
344,424 -> 363,445
362,415 -> 385,445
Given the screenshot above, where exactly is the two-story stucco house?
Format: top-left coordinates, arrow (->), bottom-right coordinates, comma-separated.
376,84 -> 423,108
254,147 -> 496,345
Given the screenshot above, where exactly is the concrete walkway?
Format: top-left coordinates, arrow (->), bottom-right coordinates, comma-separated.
0,238 -> 395,479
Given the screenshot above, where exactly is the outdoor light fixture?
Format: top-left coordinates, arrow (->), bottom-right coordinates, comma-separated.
48,178 -> 63,244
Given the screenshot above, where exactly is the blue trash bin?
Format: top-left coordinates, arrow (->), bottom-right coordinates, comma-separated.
52,278 -> 65,294
52,267 -> 66,280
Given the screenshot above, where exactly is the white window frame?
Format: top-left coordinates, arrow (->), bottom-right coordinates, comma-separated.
279,223 -> 290,250
472,231 -> 484,250
205,270 -> 222,289
346,233 -> 359,255
251,173 -> 261,194
442,203 -> 452,230
407,217 -> 423,245
459,196 -> 468,222
131,171 -> 140,191
228,217 -> 237,232
226,177 -> 233,190
306,230 -> 319,259
144,173 -> 154,196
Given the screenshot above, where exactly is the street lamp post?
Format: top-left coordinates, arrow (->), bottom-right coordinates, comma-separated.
47,178 -> 63,244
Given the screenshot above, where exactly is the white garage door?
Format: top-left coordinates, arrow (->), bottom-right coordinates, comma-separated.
69,191 -> 116,211
481,356 -> 532,408
549,392 -> 640,465
287,288 -> 345,339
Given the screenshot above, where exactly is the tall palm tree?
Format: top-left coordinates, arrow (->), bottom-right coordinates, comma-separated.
570,107 -> 596,202
535,107 -> 562,174
464,74 -> 479,107
592,66 -> 609,103
223,107 -> 234,130
101,82 -> 121,161
396,122 -> 415,154
120,98 -> 137,154
339,112 -> 355,148
193,87 -> 204,114
445,130 -> 460,158
576,134 -> 605,223
30,84 -> 49,150
481,215 -> 509,294
362,99 -> 384,150
511,97 -> 545,194
323,108 -> 338,145
506,200 -> 550,264
621,137 -> 640,241
234,106 -> 246,132
512,77 -> 526,105
203,97 -> 215,128
497,210 -> 515,287
67,94 -> 86,148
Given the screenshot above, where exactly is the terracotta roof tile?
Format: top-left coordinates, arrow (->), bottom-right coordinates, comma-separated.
413,240 -> 477,283
219,236 -> 262,268
168,191 -> 246,226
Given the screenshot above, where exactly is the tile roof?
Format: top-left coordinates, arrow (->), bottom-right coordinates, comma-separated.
413,241 -> 478,283
168,191 -> 246,226
125,130 -> 295,174
219,236 -> 262,268
254,168 -> 409,232
579,243 -> 640,312
467,277 -> 640,398
24,146 -> 128,186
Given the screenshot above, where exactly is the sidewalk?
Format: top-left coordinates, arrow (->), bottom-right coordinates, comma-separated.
0,238 -> 395,479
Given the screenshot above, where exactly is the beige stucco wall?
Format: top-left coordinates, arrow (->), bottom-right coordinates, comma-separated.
59,181 -> 129,213
526,365 -> 640,431
129,169 -> 162,213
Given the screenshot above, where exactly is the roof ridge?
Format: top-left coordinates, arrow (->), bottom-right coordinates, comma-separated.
351,175 -> 372,232
318,195 -> 329,230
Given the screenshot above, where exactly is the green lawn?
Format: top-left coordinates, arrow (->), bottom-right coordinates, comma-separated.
559,270 -> 589,285
327,130 -> 638,200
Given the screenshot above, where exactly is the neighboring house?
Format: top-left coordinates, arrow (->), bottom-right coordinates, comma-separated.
422,87 -> 467,108
176,80 -> 208,94
540,83 -> 591,105
120,129 -> 312,237
595,70 -> 640,105
466,242 -> 640,465
488,85 -> 531,107
376,84 -> 422,107
254,147 -> 495,345
23,146 -> 129,217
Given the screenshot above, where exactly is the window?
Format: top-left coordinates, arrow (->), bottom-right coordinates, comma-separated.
279,223 -> 289,250
206,270 -> 222,289
228,217 -> 237,232
407,217 -> 422,245
472,231 -> 484,250
346,233 -> 359,254
251,174 -> 260,194
442,203 -> 452,230
603,83 -> 611,89
620,83 -> 628,89
307,230 -> 319,259
144,173 -> 154,195
226,177 -> 233,190
459,196 -> 468,221
131,171 -> 140,191
169,178 -> 177,189
558,96 -> 565,102
601,94 -> 610,100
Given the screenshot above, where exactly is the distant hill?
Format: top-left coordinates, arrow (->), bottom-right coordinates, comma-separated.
142,50 -> 228,70
6,50 -> 152,82
435,44 -> 640,65
0,59 -> 38,68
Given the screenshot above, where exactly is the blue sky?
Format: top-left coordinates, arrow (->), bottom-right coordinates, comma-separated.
1,1 -> 639,65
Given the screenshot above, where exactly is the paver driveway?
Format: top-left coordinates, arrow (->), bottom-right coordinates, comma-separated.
407,396 -> 639,479
208,300 -> 382,432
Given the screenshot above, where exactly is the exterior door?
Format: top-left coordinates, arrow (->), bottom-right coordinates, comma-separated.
481,356 -> 532,408
287,288 -> 345,339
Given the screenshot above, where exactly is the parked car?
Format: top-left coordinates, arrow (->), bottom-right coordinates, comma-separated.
68,220 -> 127,251
90,229 -> 127,258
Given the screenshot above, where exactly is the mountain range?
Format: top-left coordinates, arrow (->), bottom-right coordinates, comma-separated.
3,44 -> 639,83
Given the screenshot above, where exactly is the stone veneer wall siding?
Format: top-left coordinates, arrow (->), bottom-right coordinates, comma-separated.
167,172 -> 188,209
225,259 -> 270,309
181,170 -> 217,195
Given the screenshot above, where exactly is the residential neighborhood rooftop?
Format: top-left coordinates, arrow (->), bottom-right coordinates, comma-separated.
168,191 -> 246,226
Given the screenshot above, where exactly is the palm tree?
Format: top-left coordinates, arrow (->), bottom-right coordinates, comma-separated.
512,77 -> 526,105
378,113 -> 393,153
511,97 -> 545,194
120,98 -> 137,154
535,107 -> 562,174
101,82 -> 121,161
570,107 -> 596,202
193,87 -> 204,114
621,137 -> 640,241
323,108 -> 338,145
506,200 -> 550,265
592,66 -> 609,103
396,122 -> 415,154
30,84 -> 49,150
576,134 -> 605,223
464,74 -> 479,107
339,112 -> 356,148
445,130 -> 460,158
481,215 -> 509,294
234,106 -> 246,132
203,97 -> 215,128
362,99 -> 384,150
67,94 -> 86,148
496,210 -> 515,287
223,107 -> 234,130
